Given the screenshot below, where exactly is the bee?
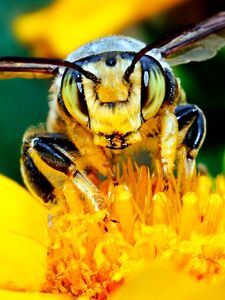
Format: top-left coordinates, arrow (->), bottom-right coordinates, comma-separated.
0,12 -> 225,211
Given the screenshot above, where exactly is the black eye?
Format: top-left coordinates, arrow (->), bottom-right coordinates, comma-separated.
105,57 -> 117,67
61,70 -> 89,125
140,56 -> 166,120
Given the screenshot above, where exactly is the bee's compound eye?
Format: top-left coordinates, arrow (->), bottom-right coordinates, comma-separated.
61,70 -> 89,125
140,56 -> 166,120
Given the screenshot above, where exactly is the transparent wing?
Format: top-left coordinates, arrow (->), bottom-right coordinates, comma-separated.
0,57 -> 60,79
159,12 -> 225,66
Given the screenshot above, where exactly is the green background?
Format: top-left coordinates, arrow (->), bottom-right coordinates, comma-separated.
0,0 -> 224,185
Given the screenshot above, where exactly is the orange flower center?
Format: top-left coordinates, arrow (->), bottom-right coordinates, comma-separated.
42,161 -> 225,298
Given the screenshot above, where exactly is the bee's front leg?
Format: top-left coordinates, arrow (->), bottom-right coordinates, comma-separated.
21,131 -> 106,211
175,104 -> 206,189
160,109 -> 178,187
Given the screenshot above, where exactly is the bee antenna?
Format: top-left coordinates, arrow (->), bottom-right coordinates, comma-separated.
33,58 -> 100,83
57,59 -> 100,83
0,57 -> 100,84
124,40 -> 163,81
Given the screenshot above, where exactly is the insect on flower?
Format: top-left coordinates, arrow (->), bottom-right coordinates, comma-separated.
0,12 -> 225,211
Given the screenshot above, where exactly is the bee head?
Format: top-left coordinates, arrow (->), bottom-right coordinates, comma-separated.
61,51 -> 168,149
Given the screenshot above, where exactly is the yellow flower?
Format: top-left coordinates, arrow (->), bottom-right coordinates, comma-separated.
1,160 -> 225,299
13,0 -> 187,57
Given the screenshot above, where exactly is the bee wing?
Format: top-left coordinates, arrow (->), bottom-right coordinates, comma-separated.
158,12 -> 225,66
0,57 -> 61,79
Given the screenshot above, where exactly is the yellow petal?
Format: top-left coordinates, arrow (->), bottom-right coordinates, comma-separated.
0,175 -> 48,243
0,289 -> 77,300
0,175 -> 48,291
109,263 -> 208,300
196,280 -> 225,299
13,0 -> 188,57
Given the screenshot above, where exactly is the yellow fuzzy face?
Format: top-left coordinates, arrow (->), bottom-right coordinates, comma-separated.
62,53 -> 166,149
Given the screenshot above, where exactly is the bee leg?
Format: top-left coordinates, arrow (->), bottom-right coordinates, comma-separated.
21,132 -> 106,211
175,104 -> 206,187
160,109 -> 179,189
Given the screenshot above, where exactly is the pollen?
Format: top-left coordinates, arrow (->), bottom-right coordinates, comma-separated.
42,160 -> 225,298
